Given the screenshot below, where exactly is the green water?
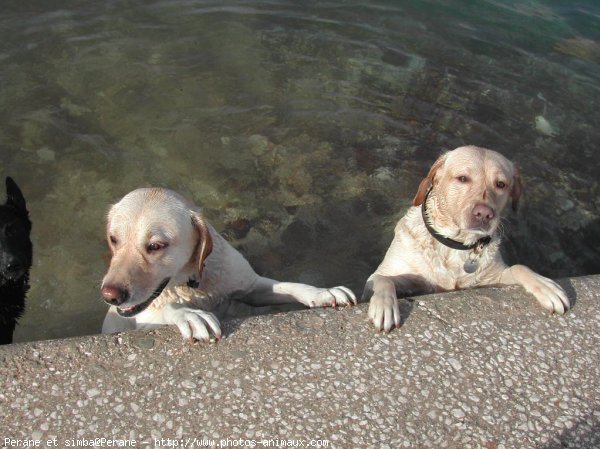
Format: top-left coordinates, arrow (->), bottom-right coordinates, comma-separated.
1,0 -> 599,342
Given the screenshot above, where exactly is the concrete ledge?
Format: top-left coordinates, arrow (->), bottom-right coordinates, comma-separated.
1,276 -> 600,449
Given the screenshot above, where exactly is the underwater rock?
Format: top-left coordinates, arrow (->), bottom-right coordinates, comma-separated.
367,192 -> 394,216
36,147 -> 56,162
224,217 -> 253,240
558,198 -> 575,213
60,97 -> 91,117
148,144 -> 168,158
248,249 -> 284,276
372,167 -> 394,182
248,134 -> 270,156
555,37 -> 600,62
353,147 -> 380,174
275,161 -> 312,198
534,116 -> 557,137
239,228 -> 271,258
281,219 -> 313,249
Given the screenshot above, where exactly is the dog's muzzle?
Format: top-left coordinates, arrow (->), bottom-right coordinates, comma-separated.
116,278 -> 170,317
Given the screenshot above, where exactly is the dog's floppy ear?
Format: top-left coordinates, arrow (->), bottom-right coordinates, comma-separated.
191,210 -> 213,277
511,165 -> 522,212
5,177 -> 27,212
412,153 -> 447,206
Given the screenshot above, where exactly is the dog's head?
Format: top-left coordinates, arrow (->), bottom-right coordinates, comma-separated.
0,177 -> 32,284
412,146 -> 521,244
100,188 -> 212,317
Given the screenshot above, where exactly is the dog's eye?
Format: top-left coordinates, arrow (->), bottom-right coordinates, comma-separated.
457,176 -> 469,183
496,181 -> 507,189
147,242 -> 167,253
109,236 -> 118,246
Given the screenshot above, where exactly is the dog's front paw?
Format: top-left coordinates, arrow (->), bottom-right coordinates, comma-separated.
163,304 -> 222,342
310,286 -> 357,308
526,274 -> 570,315
368,294 -> 400,333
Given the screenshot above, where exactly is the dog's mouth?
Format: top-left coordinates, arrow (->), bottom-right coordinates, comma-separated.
117,278 -> 170,317
465,223 -> 493,235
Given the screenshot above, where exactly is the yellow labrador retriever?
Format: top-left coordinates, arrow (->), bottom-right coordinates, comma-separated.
100,188 -> 356,340
364,145 -> 569,332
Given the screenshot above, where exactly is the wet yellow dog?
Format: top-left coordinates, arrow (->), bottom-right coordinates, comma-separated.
100,188 -> 356,340
364,145 -> 570,332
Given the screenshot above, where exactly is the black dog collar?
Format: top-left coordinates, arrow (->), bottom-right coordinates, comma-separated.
421,189 -> 491,251
187,277 -> 200,288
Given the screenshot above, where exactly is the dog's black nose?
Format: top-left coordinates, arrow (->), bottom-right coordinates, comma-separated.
101,285 -> 129,305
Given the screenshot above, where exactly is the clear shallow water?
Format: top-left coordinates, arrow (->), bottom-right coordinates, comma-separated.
1,0 -> 599,342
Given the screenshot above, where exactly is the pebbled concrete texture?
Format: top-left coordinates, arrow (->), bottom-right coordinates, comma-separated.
1,275 -> 600,449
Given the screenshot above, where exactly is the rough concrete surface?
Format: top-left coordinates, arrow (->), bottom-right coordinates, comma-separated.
1,276 -> 599,449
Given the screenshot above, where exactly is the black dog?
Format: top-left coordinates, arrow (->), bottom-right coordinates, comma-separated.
0,177 -> 32,344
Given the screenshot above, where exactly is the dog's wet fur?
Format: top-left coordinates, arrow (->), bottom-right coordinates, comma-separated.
0,177 -> 32,344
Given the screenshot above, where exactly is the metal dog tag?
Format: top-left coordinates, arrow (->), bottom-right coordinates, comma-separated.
463,258 -> 479,274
